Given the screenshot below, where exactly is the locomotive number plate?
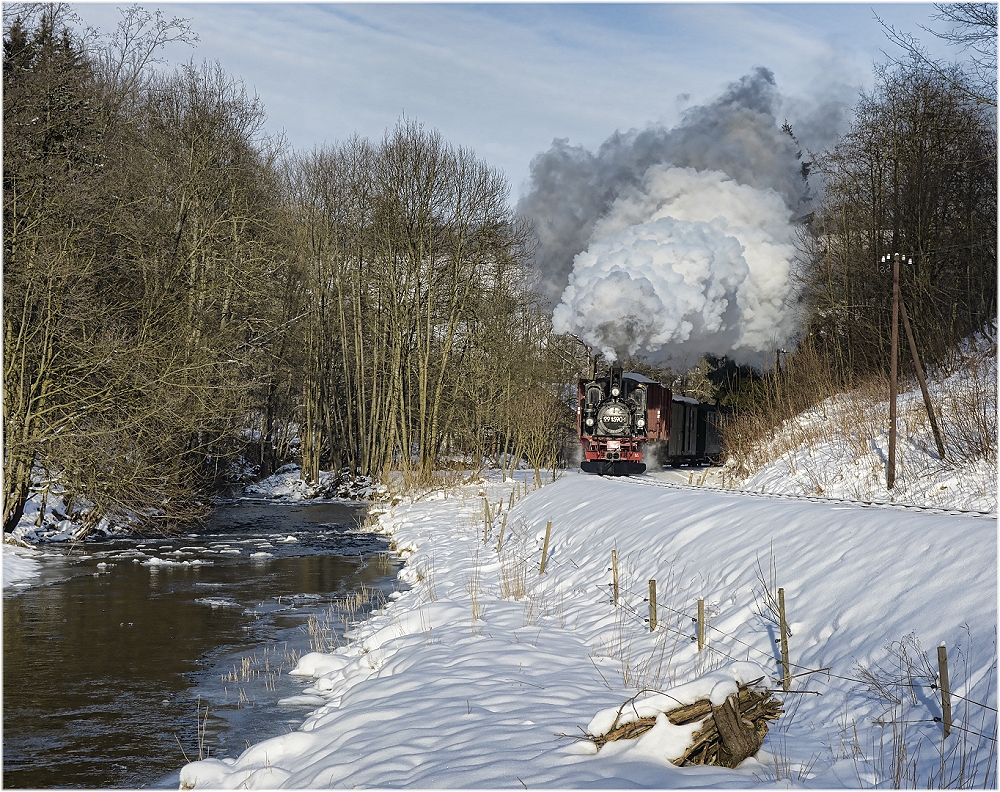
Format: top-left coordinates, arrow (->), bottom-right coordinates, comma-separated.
606,440 -> 621,450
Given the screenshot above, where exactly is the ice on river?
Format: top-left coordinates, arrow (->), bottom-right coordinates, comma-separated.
194,597 -> 242,609
179,469 -> 997,789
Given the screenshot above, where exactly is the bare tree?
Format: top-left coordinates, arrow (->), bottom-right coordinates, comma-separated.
91,3 -> 198,123
4,6 -> 289,533
800,59 -> 996,379
5,6 -> 576,532
877,3 -> 997,106
4,3 -> 110,530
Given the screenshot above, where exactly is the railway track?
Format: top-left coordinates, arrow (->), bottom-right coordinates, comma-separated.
617,471 -> 997,520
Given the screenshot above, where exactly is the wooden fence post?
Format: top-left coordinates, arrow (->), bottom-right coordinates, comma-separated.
496,513 -> 507,553
611,550 -> 619,605
778,587 -> 790,691
648,580 -> 657,631
887,253 -> 900,489
539,521 -> 552,575
938,644 -> 952,738
697,598 -> 705,651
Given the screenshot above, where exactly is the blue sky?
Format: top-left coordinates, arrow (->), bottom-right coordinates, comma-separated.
69,3 -> 963,199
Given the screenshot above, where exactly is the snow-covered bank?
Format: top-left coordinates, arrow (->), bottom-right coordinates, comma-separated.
180,470 -> 997,789
723,331 -> 997,513
2,542 -> 43,589
6,462 -> 375,541
243,464 -> 381,501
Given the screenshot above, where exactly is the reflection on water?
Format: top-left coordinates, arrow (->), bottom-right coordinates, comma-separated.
3,499 -> 401,789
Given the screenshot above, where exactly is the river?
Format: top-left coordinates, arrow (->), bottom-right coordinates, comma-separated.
3,499 -> 402,789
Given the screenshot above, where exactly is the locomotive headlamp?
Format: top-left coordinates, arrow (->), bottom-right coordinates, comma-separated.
636,418 -> 645,428
611,386 -> 620,397
585,417 -> 594,426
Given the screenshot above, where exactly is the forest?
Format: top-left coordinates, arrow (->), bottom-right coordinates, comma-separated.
4,3 -> 996,534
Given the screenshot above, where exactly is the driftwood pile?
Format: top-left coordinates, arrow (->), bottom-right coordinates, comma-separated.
589,679 -> 783,768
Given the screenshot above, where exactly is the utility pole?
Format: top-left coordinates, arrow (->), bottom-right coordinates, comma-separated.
886,253 -> 900,490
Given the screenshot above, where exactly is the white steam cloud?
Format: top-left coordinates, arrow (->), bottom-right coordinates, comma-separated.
552,167 -> 799,366
519,68 -> 842,368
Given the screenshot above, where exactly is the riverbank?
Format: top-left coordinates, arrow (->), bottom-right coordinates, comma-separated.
2,463 -> 377,565
179,468 -> 997,789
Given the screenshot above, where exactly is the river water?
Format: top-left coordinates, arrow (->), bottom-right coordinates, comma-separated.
3,499 -> 401,789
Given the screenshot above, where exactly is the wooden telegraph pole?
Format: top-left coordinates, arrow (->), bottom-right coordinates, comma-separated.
886,253 -> 900,490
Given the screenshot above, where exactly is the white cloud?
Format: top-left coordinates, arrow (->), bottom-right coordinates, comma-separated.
69,2 -> 959,199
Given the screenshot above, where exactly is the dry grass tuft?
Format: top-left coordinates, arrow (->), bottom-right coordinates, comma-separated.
499,517 -> 530,600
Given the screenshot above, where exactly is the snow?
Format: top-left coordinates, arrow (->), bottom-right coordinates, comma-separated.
195,597 -> 241,609
6,477 -> 140,545
287,652 -> 353,678
2,543 -> 43,589
140,557 -> 212,567
179,468 -> 997,789
243,465 -> 380,501
586,663 -> 766,737
4,339 -> 993,787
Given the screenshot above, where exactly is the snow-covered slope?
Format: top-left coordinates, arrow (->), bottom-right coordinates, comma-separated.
722,334 -> 997,513
180,470 -> 997,789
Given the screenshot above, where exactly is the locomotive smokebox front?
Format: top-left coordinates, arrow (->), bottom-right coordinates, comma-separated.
596,401 -> 630,435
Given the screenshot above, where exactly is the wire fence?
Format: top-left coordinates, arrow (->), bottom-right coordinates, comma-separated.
480,479 -> 997,745
468,475 -> 997,791
612,573 -> 998,742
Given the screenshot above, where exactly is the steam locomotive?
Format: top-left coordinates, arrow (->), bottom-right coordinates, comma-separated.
577,366 -> 722,476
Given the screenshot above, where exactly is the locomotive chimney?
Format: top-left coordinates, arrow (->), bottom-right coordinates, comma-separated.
609,366 -> 623,398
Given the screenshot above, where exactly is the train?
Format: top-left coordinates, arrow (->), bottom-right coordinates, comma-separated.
576,365 -> 722,476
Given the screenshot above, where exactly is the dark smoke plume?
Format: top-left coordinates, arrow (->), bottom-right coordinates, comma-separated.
518,67 -> 812,308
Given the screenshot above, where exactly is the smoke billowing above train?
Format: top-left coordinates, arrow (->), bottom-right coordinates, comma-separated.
519,67 -> 820,368
553,167 -> 798,365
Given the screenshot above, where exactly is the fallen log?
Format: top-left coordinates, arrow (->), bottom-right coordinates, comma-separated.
588,679 -> 783,768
